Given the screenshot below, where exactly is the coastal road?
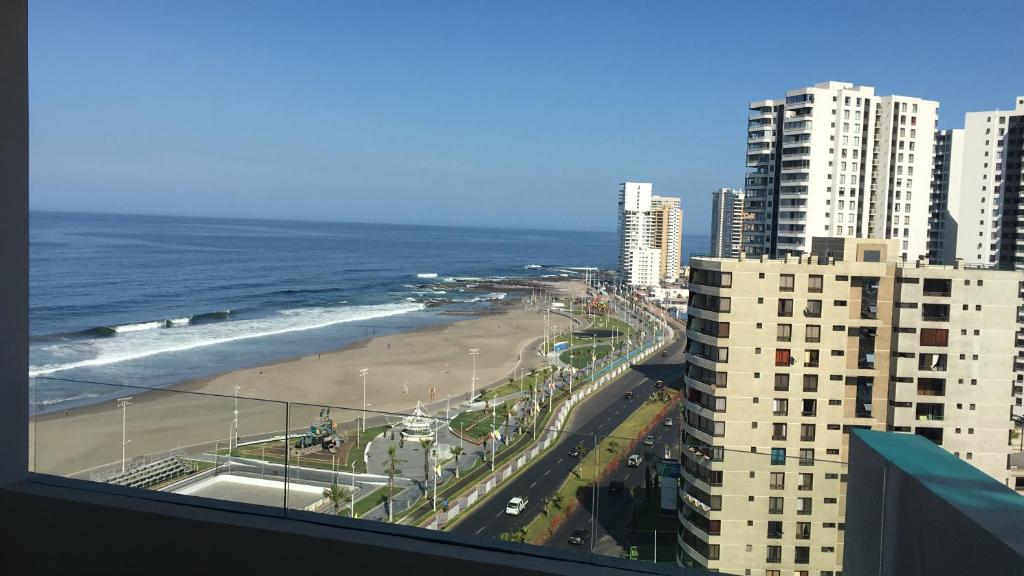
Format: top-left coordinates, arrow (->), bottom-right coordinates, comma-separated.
447,336 -> 686,539
546,412 -> 680,556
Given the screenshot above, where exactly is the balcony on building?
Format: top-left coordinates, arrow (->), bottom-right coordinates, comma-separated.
916,403 -> 945,422
922,303 -> 951,322
855,276 -> 879,319
918,353 -> 948,372
855,377 -> 874,418
923,278 -> 953,297
915,426 -> 945,445
917,378 -> 946,397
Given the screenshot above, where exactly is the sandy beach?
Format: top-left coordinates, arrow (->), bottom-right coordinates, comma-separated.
32,280 -> 587,477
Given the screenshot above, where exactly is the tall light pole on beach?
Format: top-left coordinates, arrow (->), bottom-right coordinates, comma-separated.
360,368 -> 368,433
469,348 -> 479,400
117,397 -> 133,474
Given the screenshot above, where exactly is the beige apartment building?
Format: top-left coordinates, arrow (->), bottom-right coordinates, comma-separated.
678,237 -> 1024,575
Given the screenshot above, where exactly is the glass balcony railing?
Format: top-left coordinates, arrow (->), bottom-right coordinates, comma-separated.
31,365 -> 896,574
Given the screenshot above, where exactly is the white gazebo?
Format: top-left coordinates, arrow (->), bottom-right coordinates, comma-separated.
398,401 -> 441,441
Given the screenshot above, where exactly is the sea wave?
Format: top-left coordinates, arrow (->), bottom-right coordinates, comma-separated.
463,292 -> 507,303
114,321 -> 164,333
29,301 -> 425,377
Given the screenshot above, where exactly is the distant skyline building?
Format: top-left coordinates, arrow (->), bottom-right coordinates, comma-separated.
927,97 -> 1024,269
617,182 -> 682,286
709,188 -> 745,257
927,129 -> 965,264
743,81 -> 938,262
651,195 -> 683,281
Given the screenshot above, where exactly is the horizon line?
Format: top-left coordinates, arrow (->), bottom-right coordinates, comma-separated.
30,208 -> 713,236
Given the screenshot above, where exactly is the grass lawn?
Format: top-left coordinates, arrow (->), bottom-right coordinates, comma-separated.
559,344 -> 612,369
522,389 -> 679,544
451,403 -> 516,442
590,315 -> 633,337
478,367 -> 553,402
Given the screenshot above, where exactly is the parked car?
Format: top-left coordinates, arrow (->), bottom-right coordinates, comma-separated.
664,417 -> 673,427
608,480 -> 625,494
623,390 -> 634,400
568,528 -> 590,545
505,496 -> 528,516
660,350 -> 668,357
654,379 -> 664,389
569,445 -> 583,458
627,454 -> 643,467
643,435 -> 655,446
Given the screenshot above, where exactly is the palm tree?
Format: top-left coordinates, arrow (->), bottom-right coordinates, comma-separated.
419,437 -> 434,484
322,483 -> 352,516
450,446 -> 464,478
384,444 -> 403,522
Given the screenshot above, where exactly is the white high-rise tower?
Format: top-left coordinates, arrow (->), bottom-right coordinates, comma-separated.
743,81 -> 938,261
710,188 -> 745,257
617,182 -> 681,286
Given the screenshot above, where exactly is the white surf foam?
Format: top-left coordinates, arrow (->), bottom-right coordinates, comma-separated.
29,301 -> 425,377
114,321 -> 164,333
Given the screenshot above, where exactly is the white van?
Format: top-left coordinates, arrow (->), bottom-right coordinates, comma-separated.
505,496 -> 528,515
627,454 -> 643,467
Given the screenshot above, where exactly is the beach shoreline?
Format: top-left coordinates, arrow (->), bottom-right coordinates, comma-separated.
31,279 -> 587,476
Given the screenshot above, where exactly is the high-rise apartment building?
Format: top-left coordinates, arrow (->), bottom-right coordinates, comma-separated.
710,188 -> 745,258
679,237 -> 1024,574
743,82 -> 938,262
651,195 -> 683,281
928,97 -> 1024,269
617,182 -> 682,286
927,129 -> 965,264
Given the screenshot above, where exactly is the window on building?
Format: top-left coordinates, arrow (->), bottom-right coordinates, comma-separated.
778,299 -> 794,317
780,274 -> 795,292
808,275 -> 823,293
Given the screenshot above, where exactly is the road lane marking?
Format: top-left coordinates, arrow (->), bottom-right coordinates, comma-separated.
543,469 -> 551,476
495,510 -> 504,519
530,481 -> 538,488
476,526 -> 487,534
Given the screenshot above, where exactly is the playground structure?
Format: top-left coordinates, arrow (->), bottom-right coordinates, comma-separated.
397,401 -> 441,441
293,407 -> 341,453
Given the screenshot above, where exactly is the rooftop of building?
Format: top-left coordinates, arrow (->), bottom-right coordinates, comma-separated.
851,429 -> 1024,555
689,237 -> 1024,276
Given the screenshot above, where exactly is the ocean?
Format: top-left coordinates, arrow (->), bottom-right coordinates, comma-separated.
29,211 -> 710,410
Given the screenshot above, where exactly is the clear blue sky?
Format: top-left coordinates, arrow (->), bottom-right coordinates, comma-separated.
29,0 -> 1024,233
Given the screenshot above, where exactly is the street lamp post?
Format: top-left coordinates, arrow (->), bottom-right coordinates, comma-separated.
233,385 -> 240,451
359,368 -> 368,433
432,447 -> 438,511
117,397 -> 133,475
351,462 -> 357,518
469,348 -> 479,400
